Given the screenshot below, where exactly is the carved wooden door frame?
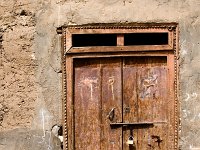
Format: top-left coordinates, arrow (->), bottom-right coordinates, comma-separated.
61,23 -> 179,150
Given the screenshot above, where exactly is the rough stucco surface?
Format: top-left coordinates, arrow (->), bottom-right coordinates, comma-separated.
1,0 -> 200,149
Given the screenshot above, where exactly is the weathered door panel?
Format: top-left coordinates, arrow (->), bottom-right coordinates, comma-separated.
123,59 -> 138,150
74,58 -> 123,150
123,57 -> 168,150
73,56 -> 171,150
137,67 -> 168,150
74,59 -> 101,149
101,58 -> 122,150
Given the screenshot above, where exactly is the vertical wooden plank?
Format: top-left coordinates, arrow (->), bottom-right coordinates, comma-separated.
101,58 -> 122,150
167,54 -> 175,149
65,29 -> 72,52
66,57 -> 73,150
137,67 -> 167,121
74,59 -> 101,150
117,34 -> 124,46
136,57 -> 168,150
123,57 -> 138,150
137,66 -> 152,150
168,31 -> 174,48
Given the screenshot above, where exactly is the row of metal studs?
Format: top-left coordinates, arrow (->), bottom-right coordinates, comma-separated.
63,28 -> 68,150
67,25 -> 176,30
173,27 -> 178,150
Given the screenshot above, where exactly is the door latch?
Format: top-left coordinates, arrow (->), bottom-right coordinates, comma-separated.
107,108 -> 115,121
110,122 -> 154,128
124,106 -> 130,113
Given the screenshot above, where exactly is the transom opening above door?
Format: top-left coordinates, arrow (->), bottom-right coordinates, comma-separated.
124,33 -> 168,45
62,23 -> 179,150
62,23 -> 177,54
71,32 -> 168,47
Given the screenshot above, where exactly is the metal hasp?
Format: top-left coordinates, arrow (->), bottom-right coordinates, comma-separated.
110,122 -> 154,127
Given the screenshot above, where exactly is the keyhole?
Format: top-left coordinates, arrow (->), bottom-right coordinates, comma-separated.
124,106 -> 130,113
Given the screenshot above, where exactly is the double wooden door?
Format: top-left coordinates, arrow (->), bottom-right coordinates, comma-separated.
73,56 -> 174,150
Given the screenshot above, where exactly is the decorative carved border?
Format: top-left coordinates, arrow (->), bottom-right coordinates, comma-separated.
66,23 -> 177,30
62,28 -> 68,150
62,23 -> 179,150
173,25 -> 179,150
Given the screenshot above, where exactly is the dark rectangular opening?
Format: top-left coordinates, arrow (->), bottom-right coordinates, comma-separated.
72,34 -> 117,47
124,33 -> 168,46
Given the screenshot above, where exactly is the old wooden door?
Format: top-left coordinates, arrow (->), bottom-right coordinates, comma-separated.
73,56 -> 171,150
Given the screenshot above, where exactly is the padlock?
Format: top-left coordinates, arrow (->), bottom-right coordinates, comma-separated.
127,136 -> 134,145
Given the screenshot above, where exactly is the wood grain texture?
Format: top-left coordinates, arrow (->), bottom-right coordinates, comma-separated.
64,24 -> 178,150
74,59 -> 101,149
68,45 -> 173,54
123,58 -> 138,150
123,57 -> 168,150
70,56 -> 174,150
66,57 -> 73,150
101,58 -> 122,150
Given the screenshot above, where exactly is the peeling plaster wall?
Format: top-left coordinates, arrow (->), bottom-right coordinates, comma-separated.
1,0 -> 200,149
